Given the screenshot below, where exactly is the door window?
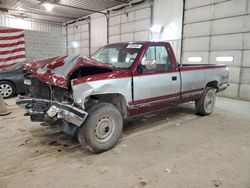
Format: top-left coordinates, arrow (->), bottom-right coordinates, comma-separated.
141,46 -> 172,73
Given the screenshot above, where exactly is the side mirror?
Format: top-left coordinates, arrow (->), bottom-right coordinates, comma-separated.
141,59 -> 156,70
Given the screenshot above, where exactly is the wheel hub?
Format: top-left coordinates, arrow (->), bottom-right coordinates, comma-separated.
95,116 -> 114,142
205,91 -> 215,111
0,84 -> 12,98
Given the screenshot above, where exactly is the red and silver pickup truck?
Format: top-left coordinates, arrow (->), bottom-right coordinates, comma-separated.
17,41 -> 229,153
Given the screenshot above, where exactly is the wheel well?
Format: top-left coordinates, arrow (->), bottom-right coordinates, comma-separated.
206,81 -> 218,91
0,80 -> 16,89
86,93 -> 128,118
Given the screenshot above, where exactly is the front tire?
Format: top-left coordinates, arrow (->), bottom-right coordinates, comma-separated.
0,81 -> 15,99
195,87 -> 216,115
77,102 -> 123,153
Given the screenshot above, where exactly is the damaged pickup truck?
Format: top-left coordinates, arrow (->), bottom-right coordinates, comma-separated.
17,41 -> 229,153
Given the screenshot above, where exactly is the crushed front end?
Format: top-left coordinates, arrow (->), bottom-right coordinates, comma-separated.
16,77 -> 88,135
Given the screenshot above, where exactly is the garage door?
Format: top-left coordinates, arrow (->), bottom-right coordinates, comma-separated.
109,2 -> 151,43
182,0 -> 250,100
67,19 -> 90,56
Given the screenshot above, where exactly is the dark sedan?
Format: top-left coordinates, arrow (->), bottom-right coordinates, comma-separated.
0,63 -> 29,98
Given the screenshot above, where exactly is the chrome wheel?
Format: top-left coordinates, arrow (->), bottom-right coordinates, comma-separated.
204,89 -> 215,113
0,83 -> 13,98
95,116 -> 115,143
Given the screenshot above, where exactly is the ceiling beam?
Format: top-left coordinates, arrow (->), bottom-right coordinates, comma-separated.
51,2 -> 107,16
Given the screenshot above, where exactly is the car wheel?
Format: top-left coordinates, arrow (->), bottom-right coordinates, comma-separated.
77,102 -> 123,153
195,87 -> 216,115
0,81 -> 15,99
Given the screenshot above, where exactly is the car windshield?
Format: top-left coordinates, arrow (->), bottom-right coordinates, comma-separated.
92,43 -> 142,68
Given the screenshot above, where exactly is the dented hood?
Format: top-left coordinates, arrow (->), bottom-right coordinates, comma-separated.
24,55 -> 114,88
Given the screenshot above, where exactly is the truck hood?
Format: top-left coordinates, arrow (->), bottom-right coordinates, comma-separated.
24,55 -> 115,88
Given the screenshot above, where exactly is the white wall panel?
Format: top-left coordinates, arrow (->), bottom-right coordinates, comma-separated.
135,19 -> 150,32
185,6 -> 212,24
239,84 -> 250,100
211,34 -> 243,50
210,50 -> 242,67
183,37 -> 210,52
217,83 -> 239,98
134,31 -> 150,41
185,0 -> 211,9
243,50 -> 250,67
134,8 -> 151,20
244,33 -> 250,49
240,68 -> 250,84
184,21 -> 210,37
121,33 -> 134,42
212,16 -> 245,35
227,67 -> 241,83
109,15 -> 120,26
121,22 -> 134,34
109,25 -> 120,35
109,35 -> 120,43
213,0 -> 246,19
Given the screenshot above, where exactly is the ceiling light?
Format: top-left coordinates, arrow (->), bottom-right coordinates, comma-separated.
43,3 -> 54,11
72,41 -> 79,48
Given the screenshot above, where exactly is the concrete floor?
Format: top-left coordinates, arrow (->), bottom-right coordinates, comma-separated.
0,97 -> 250,188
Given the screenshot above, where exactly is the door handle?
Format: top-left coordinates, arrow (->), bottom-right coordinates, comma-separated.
172,76 -> 177,81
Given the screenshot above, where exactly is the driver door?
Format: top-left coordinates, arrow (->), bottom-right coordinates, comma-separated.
131,44 -> 180,114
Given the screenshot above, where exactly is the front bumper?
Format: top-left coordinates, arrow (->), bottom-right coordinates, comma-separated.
218,83 -> 230,92
16,97 -> 88,127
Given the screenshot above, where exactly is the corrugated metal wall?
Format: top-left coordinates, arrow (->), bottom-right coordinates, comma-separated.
182,0 -> 250,100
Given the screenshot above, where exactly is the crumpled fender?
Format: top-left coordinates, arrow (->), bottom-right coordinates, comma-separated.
71,70 -> 132,109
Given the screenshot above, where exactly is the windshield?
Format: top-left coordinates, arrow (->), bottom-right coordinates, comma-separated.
92,43 -> 142,68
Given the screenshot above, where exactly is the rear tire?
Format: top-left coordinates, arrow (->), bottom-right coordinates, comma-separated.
195,87 -> 216,115
0,81 -> 15,99
77,102 -> 123,153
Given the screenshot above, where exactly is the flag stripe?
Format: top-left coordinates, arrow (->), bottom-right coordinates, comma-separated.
0,41 -> 25,48
0,63 -> 16,70
0,29 -> 25,70
0,29 -> 23,33
0,38 -> 25,44
0,34 -> 24,40
0,51 -> 25,59
0,47 -> 25,55
0,54 -> 26,63
0,31 -> 24,37
0,44 -> 25,52
0,58 -> 26,65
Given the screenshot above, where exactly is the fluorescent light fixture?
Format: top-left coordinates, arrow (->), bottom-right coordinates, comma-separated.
43,3 -> 54,11
216,56 -> 234,62
111,57 -> 118,63
187,56 -> 203,63
72,41 -> 79,48
150,25 -> 162,33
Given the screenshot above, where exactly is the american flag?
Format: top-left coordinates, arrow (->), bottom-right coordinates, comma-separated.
0,28 -> 25,70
